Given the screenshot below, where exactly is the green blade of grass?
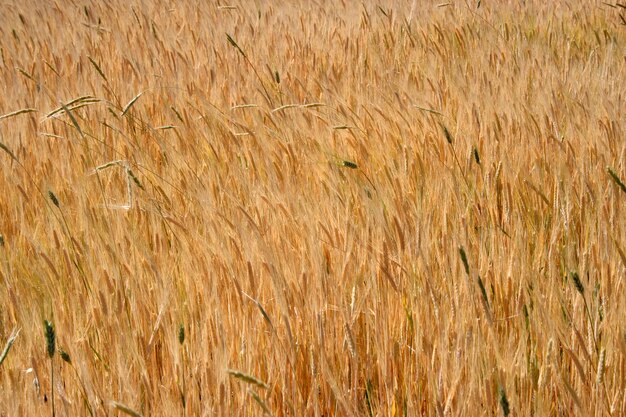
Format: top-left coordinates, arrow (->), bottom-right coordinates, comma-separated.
88,56 -> 108,82
226,33 -> 246,57
607,166 -> 626,194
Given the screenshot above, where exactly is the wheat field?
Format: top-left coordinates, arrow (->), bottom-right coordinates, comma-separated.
0,1 -> 625,416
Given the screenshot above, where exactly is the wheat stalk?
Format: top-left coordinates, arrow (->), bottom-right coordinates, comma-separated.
0,328 -> 20,367
110,401 -> 144,417
44,321 -> 56,417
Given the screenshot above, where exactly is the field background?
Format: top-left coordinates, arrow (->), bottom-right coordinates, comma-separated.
0,1 -> 625,416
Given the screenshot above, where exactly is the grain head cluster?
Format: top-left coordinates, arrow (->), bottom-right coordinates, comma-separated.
0,1 -> 624,416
